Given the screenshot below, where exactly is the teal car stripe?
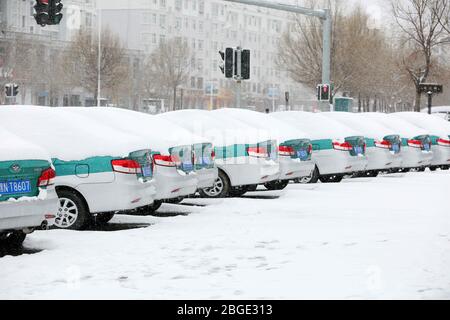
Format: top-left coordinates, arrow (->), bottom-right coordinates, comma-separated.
52,156 -> 116,177
311,139 -> 333,151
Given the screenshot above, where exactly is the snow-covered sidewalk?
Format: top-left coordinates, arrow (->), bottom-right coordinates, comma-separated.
1,171 -> 449,299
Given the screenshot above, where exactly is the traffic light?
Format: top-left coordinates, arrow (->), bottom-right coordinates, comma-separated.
34,0 -> 50,27
50,0 -> 63,25
219,48 -> 234,78
34,0 -> 63,27
5,84 -> 19,97
241,49 -> 251,80
317,84 -> 330,102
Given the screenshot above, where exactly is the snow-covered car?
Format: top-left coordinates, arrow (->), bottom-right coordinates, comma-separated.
322,112 -> 403,177
0,127 -> 58,247
0,106 -> 156,230
362,113 -> 433,171
272,111 -> 369,183
63,107 -> 216,208
157,110 -> 280,197
214,108 -> 314,190
392,112 -> 450,171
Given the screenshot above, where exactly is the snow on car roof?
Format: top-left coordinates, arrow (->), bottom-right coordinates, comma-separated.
0,126 -> 51,162
393,112 -> 450,137
0,106 -> 150,161
212,108 -> 311,142
321,112 -> 398,139
157,109 -> 273,146
271,111 -> 361,140
62,107 -> 209,154
361,113 -> 429,138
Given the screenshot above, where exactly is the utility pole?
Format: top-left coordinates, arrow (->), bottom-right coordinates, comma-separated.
235,46 -> 242,108
224,0 -> 331,85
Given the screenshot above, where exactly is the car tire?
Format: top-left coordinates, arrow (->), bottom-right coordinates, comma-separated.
264,180 -> 289,190
429,166 -> 438,171
94,212 -> 115,225
0,231 -> 26,248
297,166 -> 320,184
199,170 -> 231,198
319,175 -> 344,183
149,200 -> 163,212
55,189 -> 90,230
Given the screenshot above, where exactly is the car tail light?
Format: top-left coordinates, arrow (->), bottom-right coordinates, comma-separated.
332,141 -> 353,151
407,139 -> 423,148
308,144 -> 313,154
38,168 -> 56,187
247,147 -> 269,158
437,137 -> 450,147
211,149 -> 216,160
375,140 -> 391,149
153,154 -> 176,167
111,159 -> 142,174
278,145 -> 295,156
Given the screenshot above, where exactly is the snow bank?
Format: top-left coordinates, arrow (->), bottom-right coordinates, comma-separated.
212,108 -> 311,142
0,106 -> 150,161
361,113 -> 429,138
157,109 -> 273,146
271,111 -> 362,140
0,126 -> 51,162
393,112 -> 450,137
322,112 -> 398,140
61,107 -> 209,154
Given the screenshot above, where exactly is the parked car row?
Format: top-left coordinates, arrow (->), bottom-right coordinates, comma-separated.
1,106 -> 449,247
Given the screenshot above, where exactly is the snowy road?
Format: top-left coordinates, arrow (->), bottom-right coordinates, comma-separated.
1,171 -> 450,299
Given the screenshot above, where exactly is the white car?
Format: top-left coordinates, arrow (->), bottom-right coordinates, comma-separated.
322,112 -> 403,176
393,112 -> 450,171
1,127 -> 59,247
0,106 -> 156,230
214,108 -> 314,189
272,112 -> 369,183
362,113 -> 433,171
157,110 -> 280,197
63,107 -> 217,208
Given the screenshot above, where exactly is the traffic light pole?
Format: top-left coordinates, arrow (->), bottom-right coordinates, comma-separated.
224,0 -> 331,85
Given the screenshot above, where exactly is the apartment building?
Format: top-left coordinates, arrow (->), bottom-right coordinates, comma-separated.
100,0 -> 313,111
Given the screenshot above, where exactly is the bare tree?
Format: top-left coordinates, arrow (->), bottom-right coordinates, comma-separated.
392,0 -> 450,111
63,28 -> 130,102
143,38 -> 191,111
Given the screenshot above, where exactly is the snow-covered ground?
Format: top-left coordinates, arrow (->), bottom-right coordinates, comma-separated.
1,171 -> 449,300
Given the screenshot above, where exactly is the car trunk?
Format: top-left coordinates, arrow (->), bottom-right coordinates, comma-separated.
281,139 -> 312,161
345,136 -> 366,156
193,143 -> 215,170
0,160 -> 50,201
128,149 -> 154,181
169,145 -> 195,173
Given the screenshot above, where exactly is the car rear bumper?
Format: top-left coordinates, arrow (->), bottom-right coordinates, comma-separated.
195,167 -> 218,189
365,147 -> 403,171
0,187 -> 58,232
314,150 -> 368,175
153,166 -> 198,200
77,174 -> 157,213
278,157 -> 315,180
431,147 -> 450,166
401,147 -> 433,168
217,157 -> 280,187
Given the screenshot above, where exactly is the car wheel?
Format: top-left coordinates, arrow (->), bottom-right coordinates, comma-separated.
429,166 -> 438,171
0,231 -> 26,248
148,200 -> 163,212
55,189 -> 90,230
199,170 -> 230,198
94,212 -> 115,225
246,184 -> 258,192
298,166 -> 320,184
441,165 -> 449,170
264,180 -> 289,190
319,175 -> 344,183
